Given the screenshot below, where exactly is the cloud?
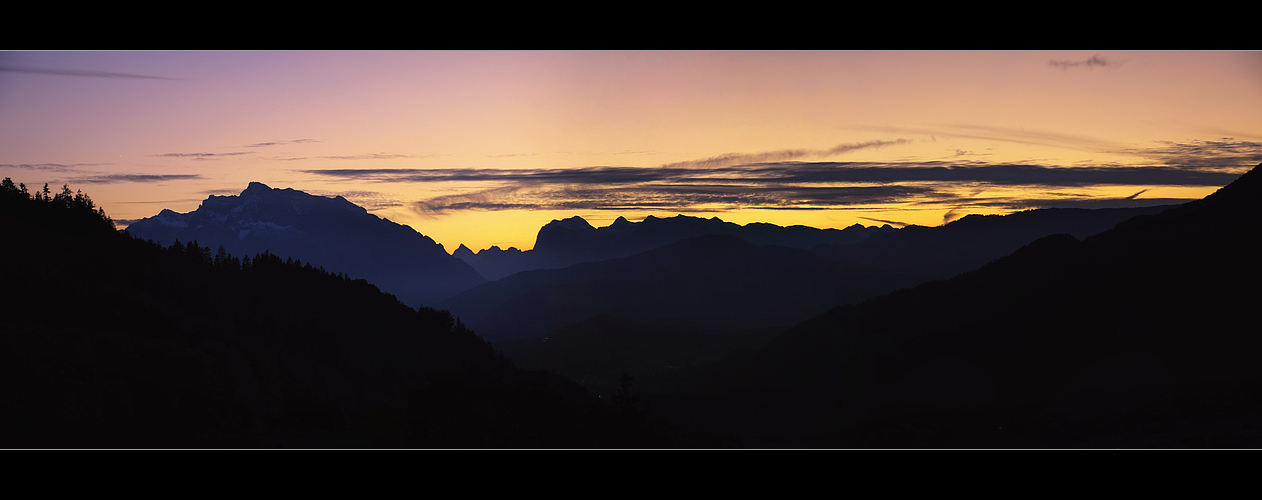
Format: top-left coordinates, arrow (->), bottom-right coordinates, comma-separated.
1048,55 -> 1121,70
315,153 -> 417,161
307,189 -> 404,210
487,153 -> 542,158
942,208 -> 965,225
153,152 -> 253,159
113,198 -> 206,204
1121,139 -> 1262,169
858,217 -> 910,227
67,174 -> 204,183
275,152 -> 427,161
413,186 -> 528,215
659,139 -> 913,170
855,124 -> 1126,153
0,163 -> 106,171
0,65 -> 178,80
305,139 -> 1255,216
244,139 -> 319,148
410,182 -> 942,215
303,162 -> 1242,188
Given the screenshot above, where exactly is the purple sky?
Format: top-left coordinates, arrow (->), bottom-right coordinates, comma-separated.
3,51 -> 1260,251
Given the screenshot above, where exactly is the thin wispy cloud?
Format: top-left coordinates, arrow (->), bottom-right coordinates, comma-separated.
855,124 -> 1126,153
487,153 -> 542,158
305,189 -> 404,210
153,152 -> 253,158
244,139 -> 319,148
0,163 -> 107,171
414,186 -> 527,215
0,65 -> 178,80
317,153 -> 417,161
1048,55 -> 1122,70
659,139 -> 913,170
202,188 -> 246,196
68,174 -> 204,183
1124,189 -> 1149,199
936,195 -> 1192,211
275,152 -> 426,161
113,198 -> 205,204
858,217 -> 910,227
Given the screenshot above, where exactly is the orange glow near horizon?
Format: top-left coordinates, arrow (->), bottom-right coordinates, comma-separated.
3,51 -> 1260,253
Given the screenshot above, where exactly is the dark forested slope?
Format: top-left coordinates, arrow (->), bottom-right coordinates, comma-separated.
678,165 -> 1262,448
0,180 -> 731,448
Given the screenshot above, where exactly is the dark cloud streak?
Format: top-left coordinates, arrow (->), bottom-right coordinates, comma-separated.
1124,139 -> 1262,169
303,163 -> 1243,188
244,139 -> 319,148
1048,55 -> 1121,70
659,139 -> 913,169
153,152 -> 253,158
67,174 -> 204,184
0,163 -> 106,171
0,66 -> 178,80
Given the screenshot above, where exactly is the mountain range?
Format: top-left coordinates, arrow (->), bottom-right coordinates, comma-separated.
655,164 -> 1262,448
453,214 -> 900,281
4,161 -> 1259,447
0,180 -> 735,448
122,182 -> 486,308
442,233 -> 917,343
442,204 -> 1176,345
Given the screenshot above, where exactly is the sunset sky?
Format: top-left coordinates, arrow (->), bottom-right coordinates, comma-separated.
2,51 -> 1260,252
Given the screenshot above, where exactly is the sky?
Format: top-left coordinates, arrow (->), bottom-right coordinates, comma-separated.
2,50 -> 1260,252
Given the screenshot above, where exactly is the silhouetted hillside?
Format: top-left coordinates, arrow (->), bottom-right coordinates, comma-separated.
0,179 -> 736,448
123,182 -> 486,307
499,314 -> 782,395
676,165 -> 1262,448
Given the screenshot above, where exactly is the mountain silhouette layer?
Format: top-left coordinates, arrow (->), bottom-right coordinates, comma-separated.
123,182 -> 486,307
442,233 -> 918,343
455,207 -> 1175,283
811,204 -> 1177,282
672,164 -> 1262,448
454,214 -> 899,281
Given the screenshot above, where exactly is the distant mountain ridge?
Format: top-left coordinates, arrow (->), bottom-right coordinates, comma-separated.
445,203 -> 1180,343
811,204 -> 1179,282
122,182 -> 486,307
454,214 -> 899,281
455,205 -> 1179,283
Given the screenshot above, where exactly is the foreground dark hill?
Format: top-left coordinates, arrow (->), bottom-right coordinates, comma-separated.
0,180 -> 733,448
442,234 -> 918,343
454,214 -> 898,281
123,182 -> 486,307
499,314 -> 782,396
677,165 -> 1262,448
